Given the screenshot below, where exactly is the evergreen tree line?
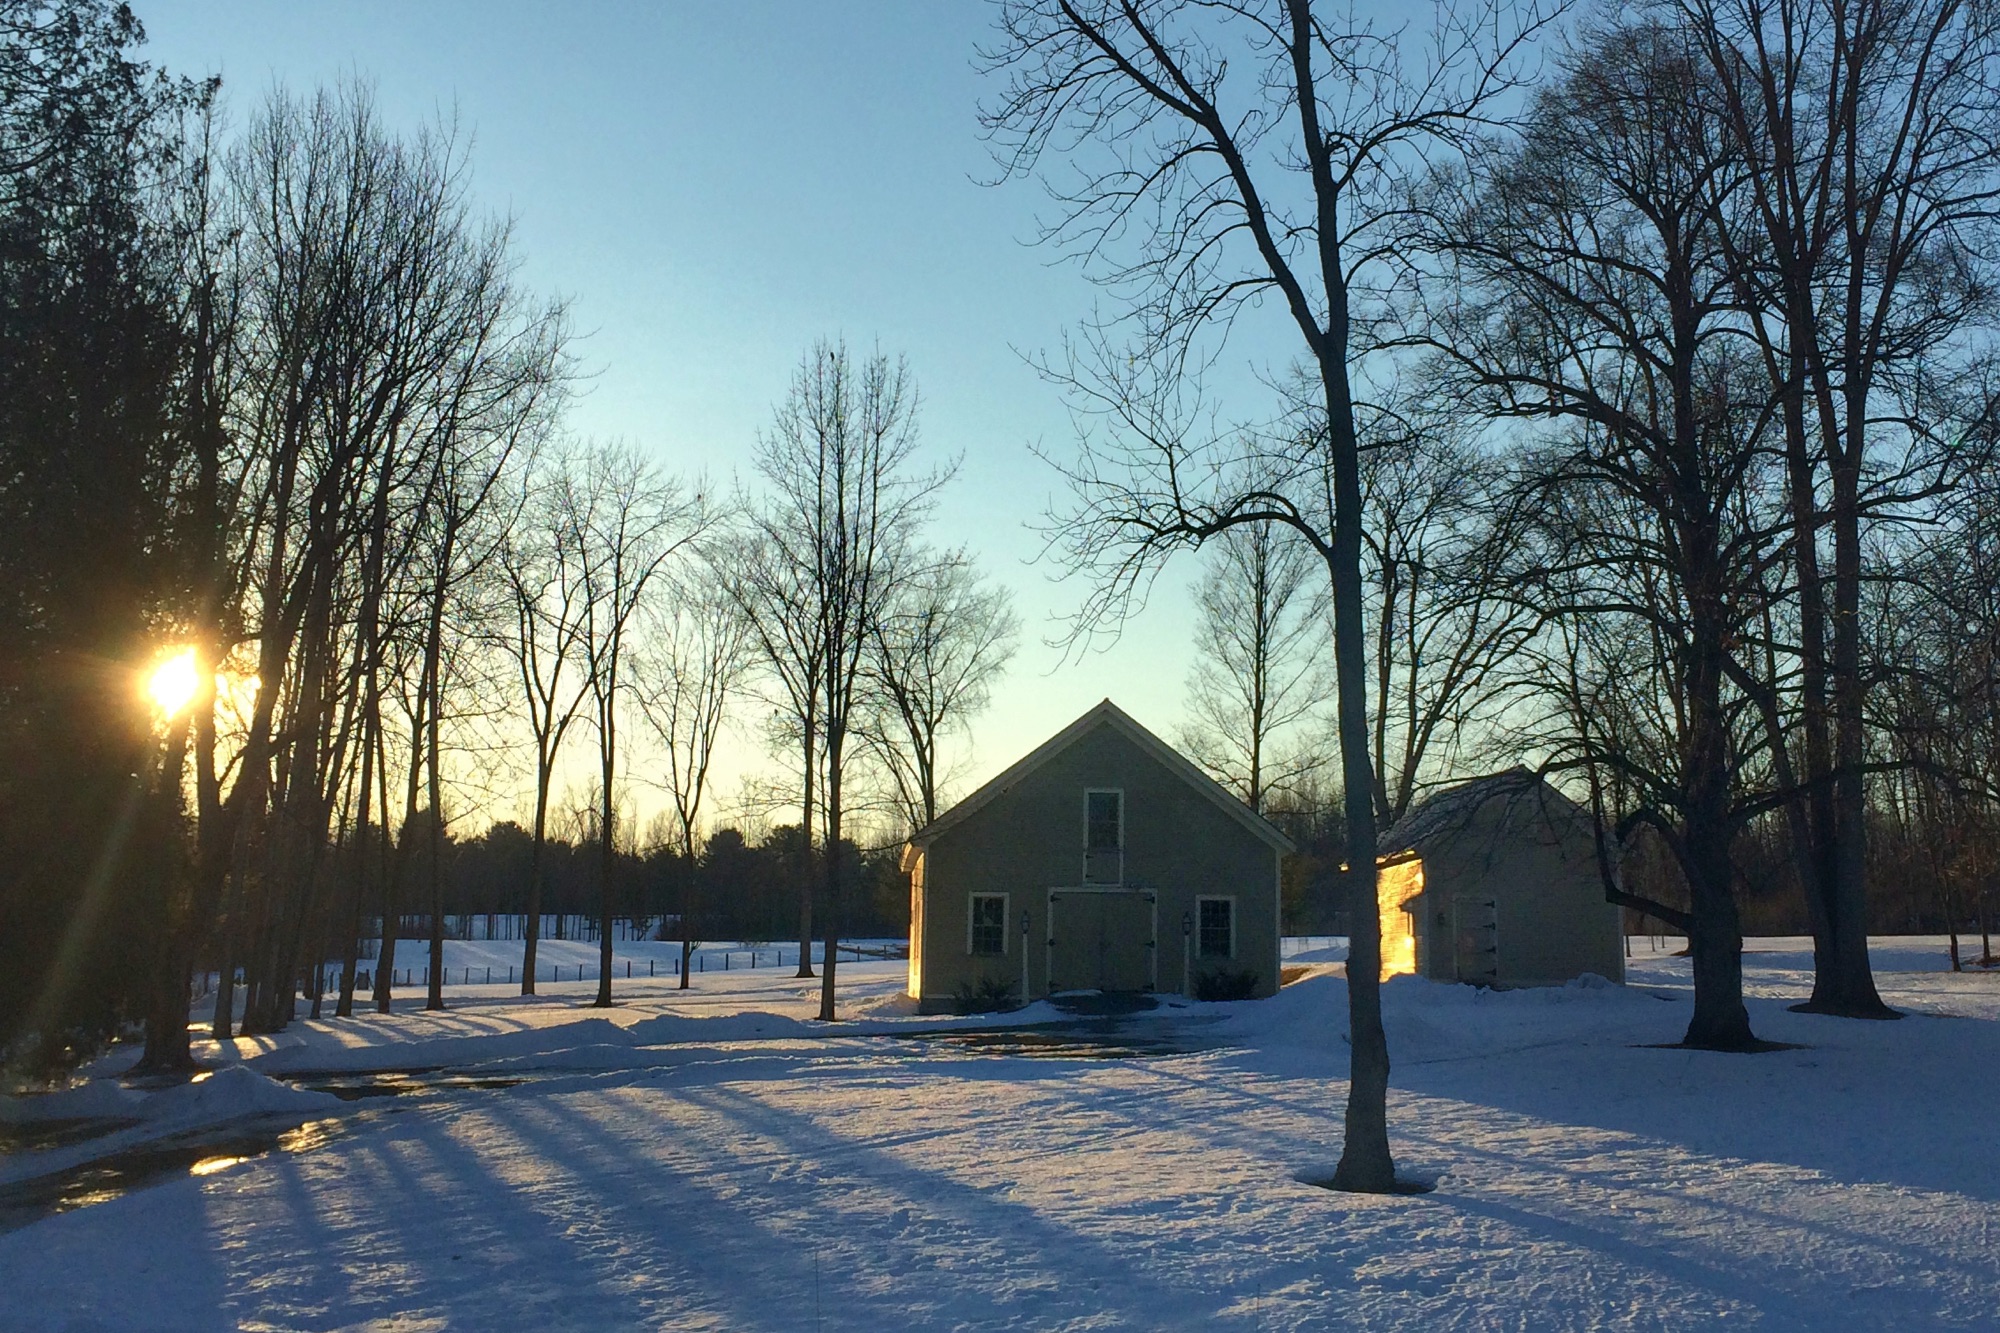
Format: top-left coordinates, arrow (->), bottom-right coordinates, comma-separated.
342,820 -> 909,950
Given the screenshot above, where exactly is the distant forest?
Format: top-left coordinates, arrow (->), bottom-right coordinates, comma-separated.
404,823 -> 910,945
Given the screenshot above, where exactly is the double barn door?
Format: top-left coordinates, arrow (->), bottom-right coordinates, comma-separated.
1048,889 -> 1155,993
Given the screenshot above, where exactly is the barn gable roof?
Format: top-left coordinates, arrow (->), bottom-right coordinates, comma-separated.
905,699 -> 1295,864
1379,766 -> 1595,860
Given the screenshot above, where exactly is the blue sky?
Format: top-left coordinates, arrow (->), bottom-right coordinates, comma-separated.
135,1 -> 1305,825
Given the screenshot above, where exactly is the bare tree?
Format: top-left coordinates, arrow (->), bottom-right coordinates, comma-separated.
1430,17 -> 1786,1048
731,518 -> 832,981
635,557 -> 750,987
498,450 -> 596,995
863,548 -> 1019,834
573,443 -> 701,1008
982,0 -> 1554,1191
1178,519 -> 1328,813
1668,0 -> 2000,1018
742,338 -> 942,1021
178,82 -> 565,1033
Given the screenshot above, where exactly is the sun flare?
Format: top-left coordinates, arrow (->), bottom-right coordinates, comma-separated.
146,647 -> 200,718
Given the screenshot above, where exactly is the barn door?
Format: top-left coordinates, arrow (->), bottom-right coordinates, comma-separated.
1048,891 -> 1100,994
1452,896 -> 1499,986
1048,891 -> 1155,993
1097,891 -> 1153,991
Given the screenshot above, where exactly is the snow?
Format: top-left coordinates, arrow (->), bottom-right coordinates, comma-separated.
139,1067 -> 341,1134
2,938 -> 1997,1331
0,1076 -> 143,1127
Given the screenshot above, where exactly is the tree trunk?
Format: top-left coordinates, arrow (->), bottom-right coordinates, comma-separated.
424,561 -> 450,1013
522,765 -> 551,995
210,876 -> 238,1041
679,843 -> 695,991
818,737 -> 844,1022
1680,828 -> 1756,1049
795,722 -> 817,979
1799,429 -> 1894,1017
137,720 -> 197,1076
376,699 -> 429,1015
595,755 -> 616,1008
336,704 -> 376,1019
1318,332 -> 1396,1194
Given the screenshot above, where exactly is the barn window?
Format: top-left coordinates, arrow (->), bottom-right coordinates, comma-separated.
969,893 -> 1008,955
1197,896 -> 1234,959
1083,789 -> 1124,884
1086,790 -> 1122,850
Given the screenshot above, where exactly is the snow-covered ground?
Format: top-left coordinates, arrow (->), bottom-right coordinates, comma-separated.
3,937 -> 1996,1331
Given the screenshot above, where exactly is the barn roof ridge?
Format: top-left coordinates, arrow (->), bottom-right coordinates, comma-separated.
1379,766 -> 1594,857
905,698 -> 1296,859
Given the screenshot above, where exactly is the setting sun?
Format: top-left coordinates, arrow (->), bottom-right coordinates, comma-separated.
145,647 -> 200,718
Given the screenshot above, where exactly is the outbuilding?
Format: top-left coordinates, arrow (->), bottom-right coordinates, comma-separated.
1376,767 -> 1625,987
903,700 -> 1294,1013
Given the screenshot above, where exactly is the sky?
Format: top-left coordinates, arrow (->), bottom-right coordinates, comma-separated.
134,1 -> 1308,834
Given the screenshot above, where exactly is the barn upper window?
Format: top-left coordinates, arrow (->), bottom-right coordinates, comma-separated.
1084,789 -> 1124,884
1086,790 -> 1122,850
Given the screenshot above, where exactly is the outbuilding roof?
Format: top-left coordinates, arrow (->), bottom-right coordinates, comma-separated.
1378,766 -> 1595,860
904,699 -> 1296,866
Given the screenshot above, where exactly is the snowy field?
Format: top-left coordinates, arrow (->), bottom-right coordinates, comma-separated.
263,936 -> 902,998
2,937 -> 1997,1331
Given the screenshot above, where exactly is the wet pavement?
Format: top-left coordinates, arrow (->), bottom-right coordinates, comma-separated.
901,1019 -> 1227,1060
296,1070 -> 528,1101
0,1116 -> 344,1234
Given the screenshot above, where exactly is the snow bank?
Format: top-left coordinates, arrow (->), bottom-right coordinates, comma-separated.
1203,962 -> 1671,1067
0,1067 -> 341,1195
0,1076 -> 144,1126
142,1066 -> 338,1132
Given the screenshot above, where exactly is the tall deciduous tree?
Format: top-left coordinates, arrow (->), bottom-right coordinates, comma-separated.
574,443 -> 701,1008
1670,0 -> 2000,1018
983,0 -> 1553,1191
635,558 -> 749,987
499,449 -> 596,995
1430,17 -> 1784,1048
742,339 -> 942,1021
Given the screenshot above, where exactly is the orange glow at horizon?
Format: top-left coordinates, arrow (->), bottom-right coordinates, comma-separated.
1379,858 -> 1424,981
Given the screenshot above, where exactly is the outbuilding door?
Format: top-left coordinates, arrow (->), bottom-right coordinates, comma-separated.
1048,889 -> 1154,993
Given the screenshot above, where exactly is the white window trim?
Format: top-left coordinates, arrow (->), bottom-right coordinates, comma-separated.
967,891 -> 1010,956
1084,788 -> 1124,850
1196,894 -> 1237,961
